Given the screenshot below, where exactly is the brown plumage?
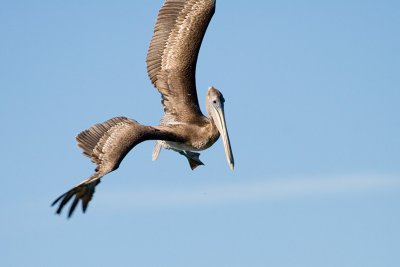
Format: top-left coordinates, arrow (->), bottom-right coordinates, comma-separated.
146,0 -> 215,121
52,0 -> 234,218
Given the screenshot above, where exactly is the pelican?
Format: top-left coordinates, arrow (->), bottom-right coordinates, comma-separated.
52,0 -> 234,217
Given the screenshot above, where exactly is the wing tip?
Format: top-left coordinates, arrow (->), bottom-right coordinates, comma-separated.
51,179 -> 101,218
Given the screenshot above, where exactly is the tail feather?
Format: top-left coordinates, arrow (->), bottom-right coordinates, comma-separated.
152,141 -> 162,161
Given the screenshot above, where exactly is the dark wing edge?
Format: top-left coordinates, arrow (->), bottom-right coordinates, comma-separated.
52,117 -> 185,218
51,117 -> 135,217
146,0 -> 216,121
51,175 -> 101,218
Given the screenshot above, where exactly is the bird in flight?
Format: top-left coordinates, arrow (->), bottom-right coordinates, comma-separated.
52,0 -> 234,218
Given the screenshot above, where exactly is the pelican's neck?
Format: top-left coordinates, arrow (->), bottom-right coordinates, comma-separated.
206,97 -> 214,121
205,109 -> 220,141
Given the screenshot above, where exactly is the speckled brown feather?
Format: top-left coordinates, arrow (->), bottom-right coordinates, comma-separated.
146,0 -> 215,122
52,117 -> 183,217
52,0 -> 230,218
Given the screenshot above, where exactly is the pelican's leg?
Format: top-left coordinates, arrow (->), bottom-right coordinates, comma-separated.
153,143 -> 203,169
175,150 -> 204,170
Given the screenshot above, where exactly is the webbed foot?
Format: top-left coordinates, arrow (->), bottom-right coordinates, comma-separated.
178,151 -> 204,170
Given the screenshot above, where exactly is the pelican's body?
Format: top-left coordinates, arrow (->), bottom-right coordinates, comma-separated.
159,120 -> 219,152
52,0 -> 234,217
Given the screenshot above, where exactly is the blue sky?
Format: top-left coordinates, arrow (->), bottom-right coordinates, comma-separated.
1,1 -> 400,266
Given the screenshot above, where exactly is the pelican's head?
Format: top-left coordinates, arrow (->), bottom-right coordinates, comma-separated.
206,87 -> 234,170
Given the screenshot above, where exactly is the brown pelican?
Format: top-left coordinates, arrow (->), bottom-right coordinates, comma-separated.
52,0 -> 234,217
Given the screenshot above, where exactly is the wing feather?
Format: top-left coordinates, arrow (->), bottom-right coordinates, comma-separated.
52,117 -> 184,217
146,0 -> 215,122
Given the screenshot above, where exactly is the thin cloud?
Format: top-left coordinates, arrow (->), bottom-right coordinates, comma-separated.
98,174 -> 400,210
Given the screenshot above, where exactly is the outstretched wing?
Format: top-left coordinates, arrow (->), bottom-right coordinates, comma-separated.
52,117 -> 182,217
146,0 -> 216,122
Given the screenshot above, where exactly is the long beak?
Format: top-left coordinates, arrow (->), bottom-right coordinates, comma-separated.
212,105 -> 234,170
